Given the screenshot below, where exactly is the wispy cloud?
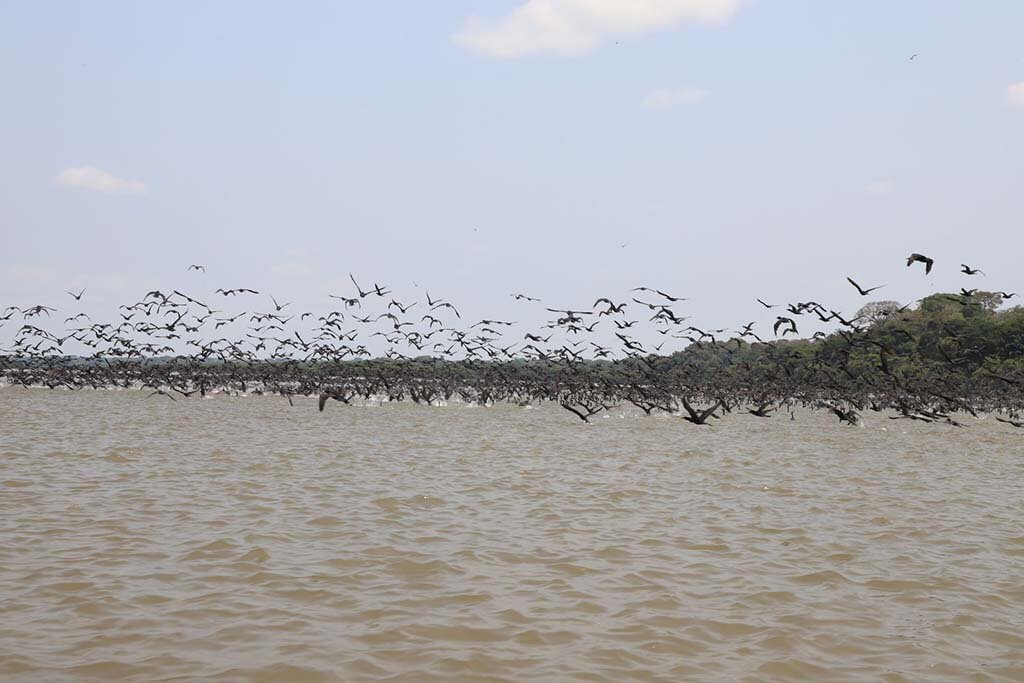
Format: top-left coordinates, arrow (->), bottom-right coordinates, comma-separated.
455,0 -> 740,58
55,166 -> 148,194
642,86 -> 706,109
1007,82 -> 1024,110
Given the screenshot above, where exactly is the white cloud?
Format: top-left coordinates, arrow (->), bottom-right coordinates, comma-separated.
55,167 -> 148,194
1007,82 -> 1024,110
642,86 -> 706,108
455,0 -> 741,58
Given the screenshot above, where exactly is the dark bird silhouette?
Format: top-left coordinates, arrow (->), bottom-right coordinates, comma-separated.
65,288 -> 86,301
329,294 -> 361,308
430,301 -> 461,318
906,253 -> 934,274
679,397 -> 721,425
824,403 -> 859,425
389,299 -> 417,314
593,298 -> 627,315
634,287 -> 686,302
188,265 -> 206,272
511,293 -> 540,302
748,403 -> 775,418
846,277 -> 885,296
756,299 -> 777,309
960,264 -> 985,276
20,305 -> 56,318
654,289 -> 686,302
546,308 -> 593,318
319,391 -> 352,412
773,317 -> 798,336
147,389 -> 177,401
349,274 -> 373,298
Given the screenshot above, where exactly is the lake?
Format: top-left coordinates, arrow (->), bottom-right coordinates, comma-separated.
1,388 -> 1022,681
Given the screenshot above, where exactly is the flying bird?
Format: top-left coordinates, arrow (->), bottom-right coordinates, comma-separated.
430,301 -> 461,318
679,397 -> 721,426
188,265 -> 206,272
654,289 -> 686,302
147,389 -> 177,401
634,287 -> 686,302
906,253 -> 934,274
773,317 -> 798,336
349,274 -> 372,298
846,277 -> 885,296
960,264 -> 985,276
65,288 -> 86,301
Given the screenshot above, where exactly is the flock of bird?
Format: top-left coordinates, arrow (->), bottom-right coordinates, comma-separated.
1,251 -> 1022,431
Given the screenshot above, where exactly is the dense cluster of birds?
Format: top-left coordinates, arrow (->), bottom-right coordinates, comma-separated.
2,252 -> 1022,430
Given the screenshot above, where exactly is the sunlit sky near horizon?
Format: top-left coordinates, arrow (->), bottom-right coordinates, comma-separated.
2,1 -> 1023,338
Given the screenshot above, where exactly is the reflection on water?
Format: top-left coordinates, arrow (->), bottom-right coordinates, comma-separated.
1,388 -> 1022,682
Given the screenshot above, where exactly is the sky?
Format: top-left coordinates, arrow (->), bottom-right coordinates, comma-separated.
1,0 -> 1023,344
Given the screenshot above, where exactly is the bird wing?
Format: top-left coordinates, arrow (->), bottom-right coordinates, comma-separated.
698,401 -> 721,423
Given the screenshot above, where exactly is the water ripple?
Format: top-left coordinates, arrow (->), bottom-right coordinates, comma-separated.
1,388 -> 1023,681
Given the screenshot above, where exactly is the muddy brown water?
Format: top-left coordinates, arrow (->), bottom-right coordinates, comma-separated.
1,388 -> 1022,682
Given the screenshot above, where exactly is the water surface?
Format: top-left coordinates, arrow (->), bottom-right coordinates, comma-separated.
1,388 -> 1022,681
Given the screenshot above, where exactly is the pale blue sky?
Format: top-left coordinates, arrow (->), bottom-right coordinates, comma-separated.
2,1 -> 1022,339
